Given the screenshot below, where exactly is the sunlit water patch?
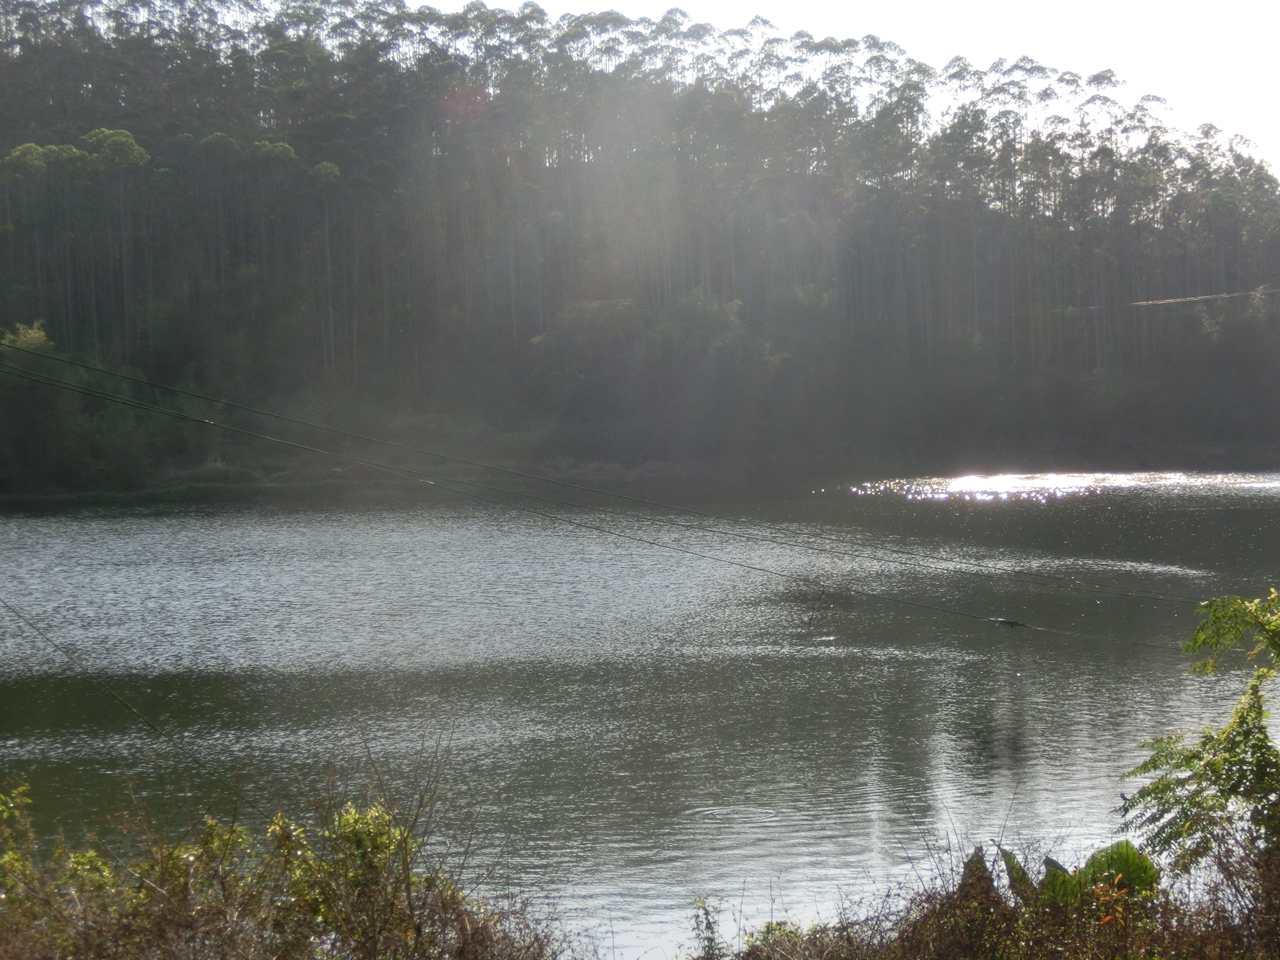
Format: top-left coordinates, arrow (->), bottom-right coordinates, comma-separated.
854,471 -> 1280,502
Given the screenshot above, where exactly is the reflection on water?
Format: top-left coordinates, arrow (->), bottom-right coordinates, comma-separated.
2,473 -> 1279,956
856,470 -> 1280,502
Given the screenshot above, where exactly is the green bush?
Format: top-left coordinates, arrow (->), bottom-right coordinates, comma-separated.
0,782 -> 562,960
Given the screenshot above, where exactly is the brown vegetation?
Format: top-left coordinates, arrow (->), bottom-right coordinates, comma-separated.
0,779 -> 566,960
702,850 -> 1271,960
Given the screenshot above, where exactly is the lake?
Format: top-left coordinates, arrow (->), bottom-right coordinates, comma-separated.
3,471 -> 1278,956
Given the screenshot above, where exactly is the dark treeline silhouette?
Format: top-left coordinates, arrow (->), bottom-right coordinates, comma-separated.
2,0 -> 1279,494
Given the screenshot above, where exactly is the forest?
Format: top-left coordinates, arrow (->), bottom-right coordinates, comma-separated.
1,0 -> 1279,495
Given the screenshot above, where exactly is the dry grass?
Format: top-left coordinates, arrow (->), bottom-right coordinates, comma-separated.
5,783 -> 1278,960
718,847 -> 1275,960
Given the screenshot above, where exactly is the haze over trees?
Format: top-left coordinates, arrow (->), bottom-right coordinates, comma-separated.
1,0 -> 1278,493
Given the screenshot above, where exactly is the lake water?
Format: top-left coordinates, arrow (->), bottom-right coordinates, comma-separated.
3,471 -> 1279,956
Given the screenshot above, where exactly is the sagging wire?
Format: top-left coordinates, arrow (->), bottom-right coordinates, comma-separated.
0,360 -> 1193,650
1,346 -> 1206,607
0,595 -> 271,818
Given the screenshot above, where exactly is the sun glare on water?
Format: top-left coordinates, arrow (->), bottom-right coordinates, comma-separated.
851,471 -> 1280,502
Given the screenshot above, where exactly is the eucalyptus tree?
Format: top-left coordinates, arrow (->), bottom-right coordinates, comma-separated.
0,0 -> 1278,493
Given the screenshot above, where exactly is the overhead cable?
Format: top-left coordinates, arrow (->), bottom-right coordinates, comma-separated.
0,345 -> 1205,606
0,595 -> 271,817
0,361 -> 1190,655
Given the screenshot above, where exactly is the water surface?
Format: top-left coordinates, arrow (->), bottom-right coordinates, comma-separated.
3,471 -> 1278,955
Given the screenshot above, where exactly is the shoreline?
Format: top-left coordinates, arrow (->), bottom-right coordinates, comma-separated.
3,444 -> 1279,513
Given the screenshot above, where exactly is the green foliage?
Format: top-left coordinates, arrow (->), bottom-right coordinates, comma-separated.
0,322 -> 89,491
80,128 -> 150,171
734,846 -> 1229,960
743,920 -> 805,951
0,0 -> 1278,487
1119,591 -> 1280,953
0,781 -> 561,960
0,319 -> 54,353
1186,590 -> 1280,674
1078,840 -> 1161,894
690,896 -> 729,960
1121,668 -> 1280,875
995,841 -> 1159,910
310,160 -> 342,184
0,322 -> 228,494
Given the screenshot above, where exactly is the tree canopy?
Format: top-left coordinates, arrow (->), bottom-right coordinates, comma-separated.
2,0 -> 1279,491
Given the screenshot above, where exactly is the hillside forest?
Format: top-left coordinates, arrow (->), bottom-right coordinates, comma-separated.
1,0 -> 1279,495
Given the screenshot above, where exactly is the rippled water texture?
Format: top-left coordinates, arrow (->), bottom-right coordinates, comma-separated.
3,472 -> 1279,955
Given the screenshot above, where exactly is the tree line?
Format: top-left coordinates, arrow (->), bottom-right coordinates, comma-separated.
2,0 -> 1279,492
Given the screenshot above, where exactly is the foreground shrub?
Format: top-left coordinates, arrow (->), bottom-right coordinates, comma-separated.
720,849 -> 1250,960
1119,590 -> 1280,956
0,782 -> 562,960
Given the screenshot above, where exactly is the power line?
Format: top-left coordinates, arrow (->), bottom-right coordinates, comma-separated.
1022,621 -> 1179,653
0,358 -> 1203,627
2,358 -> 1141,632
0,362 -> 1108,624
0,362 -> 1193,654
1130,289 -> 1274,307
0,596 -> 271,818
0,355 -> 1199,840
0,346 -> 1205,606
0,525 -> 1176,857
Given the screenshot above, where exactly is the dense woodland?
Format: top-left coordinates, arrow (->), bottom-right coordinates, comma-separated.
1,0 -> 1279,494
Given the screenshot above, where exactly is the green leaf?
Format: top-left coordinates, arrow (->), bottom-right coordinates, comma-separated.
1078,840 -> 1159,893
1040,856 -> 1082,906
997,845 -> 1039,906
1122,668 -> 1280,874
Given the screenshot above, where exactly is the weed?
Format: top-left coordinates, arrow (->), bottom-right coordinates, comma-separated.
0,777 -> 567,960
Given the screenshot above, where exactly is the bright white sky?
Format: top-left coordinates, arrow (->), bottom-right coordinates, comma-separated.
455,0 -> 1280,169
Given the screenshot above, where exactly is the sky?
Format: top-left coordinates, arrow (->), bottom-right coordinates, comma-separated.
453,0 -> 1280,169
